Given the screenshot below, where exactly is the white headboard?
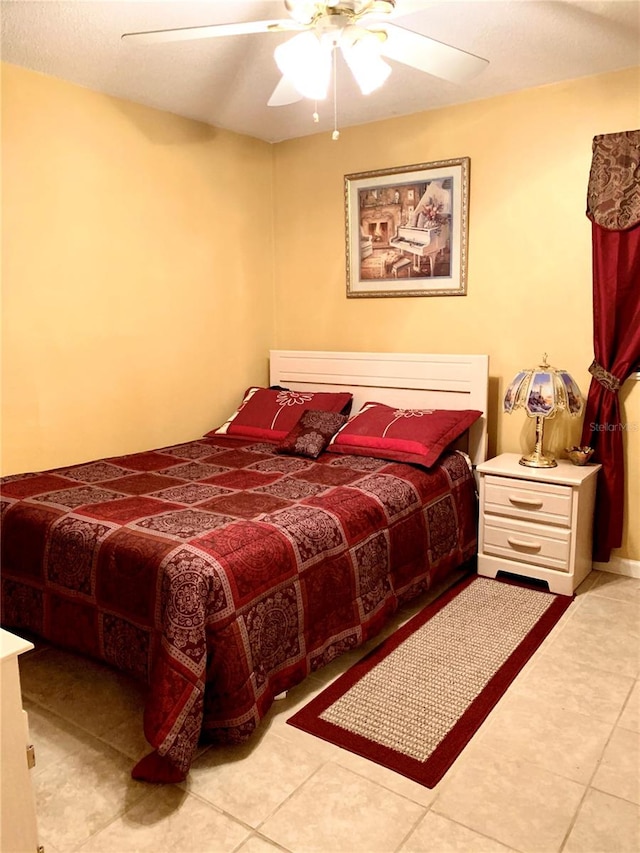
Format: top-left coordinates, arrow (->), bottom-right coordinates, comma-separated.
269,350 -> 489,467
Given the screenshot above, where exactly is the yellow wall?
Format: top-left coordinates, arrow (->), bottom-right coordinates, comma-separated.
272,68 -> 640,560
1,63 -> 275,473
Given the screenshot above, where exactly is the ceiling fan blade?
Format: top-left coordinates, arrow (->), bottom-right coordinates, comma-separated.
379,23 -> 488,84
268,76 -> 305,107
121,19 -> 304,44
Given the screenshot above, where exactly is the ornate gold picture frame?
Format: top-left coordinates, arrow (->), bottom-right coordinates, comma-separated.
345,158 -> 469,298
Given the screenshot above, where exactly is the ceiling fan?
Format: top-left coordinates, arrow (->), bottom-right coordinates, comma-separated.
122,1 -> 489,109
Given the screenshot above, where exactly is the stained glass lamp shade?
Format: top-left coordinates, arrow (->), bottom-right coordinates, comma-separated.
503,354 -> 583,468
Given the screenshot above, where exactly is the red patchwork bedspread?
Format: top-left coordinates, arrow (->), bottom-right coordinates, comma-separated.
0,436 -> 477,780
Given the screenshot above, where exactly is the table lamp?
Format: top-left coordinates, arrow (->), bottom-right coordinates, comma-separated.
503,354 -> 583,467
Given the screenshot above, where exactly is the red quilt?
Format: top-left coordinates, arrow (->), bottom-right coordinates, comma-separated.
0,436 -> 477,781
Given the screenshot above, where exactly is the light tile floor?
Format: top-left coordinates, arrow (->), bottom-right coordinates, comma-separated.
15,570 -> 640,853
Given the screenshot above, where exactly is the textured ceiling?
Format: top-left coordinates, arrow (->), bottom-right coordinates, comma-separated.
1,0 -> 639,143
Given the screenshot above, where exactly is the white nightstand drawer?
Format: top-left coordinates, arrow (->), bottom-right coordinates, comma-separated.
484,475 -> 572,526
482,514 -> 571,572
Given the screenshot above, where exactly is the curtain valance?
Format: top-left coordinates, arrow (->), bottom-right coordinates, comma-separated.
581,128 -> 640,562
587,129 -> 640,231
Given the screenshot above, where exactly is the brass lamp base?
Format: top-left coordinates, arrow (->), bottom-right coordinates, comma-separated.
519,450 -> 557,468
519,414 -> 557,468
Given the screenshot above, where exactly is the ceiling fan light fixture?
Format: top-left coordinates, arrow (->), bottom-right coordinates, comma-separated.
274,31 -> 332,100
342,33 -> 391,94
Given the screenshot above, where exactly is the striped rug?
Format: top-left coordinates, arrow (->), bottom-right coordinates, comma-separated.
287,574 -> 573,787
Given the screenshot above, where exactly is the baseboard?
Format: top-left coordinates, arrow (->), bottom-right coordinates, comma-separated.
593,557 -> 640,579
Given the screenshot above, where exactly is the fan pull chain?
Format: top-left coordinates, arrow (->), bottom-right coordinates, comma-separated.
313,100 -> 319,123
332,45 -> 340,141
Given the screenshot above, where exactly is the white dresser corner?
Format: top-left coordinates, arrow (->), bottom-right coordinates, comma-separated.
0,628 -> 41,853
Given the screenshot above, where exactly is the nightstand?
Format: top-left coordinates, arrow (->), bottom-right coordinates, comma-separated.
476,453 -> 601,595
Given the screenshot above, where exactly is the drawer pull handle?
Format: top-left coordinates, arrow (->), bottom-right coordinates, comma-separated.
508,495 -> 543,509
507,536 -> 542,551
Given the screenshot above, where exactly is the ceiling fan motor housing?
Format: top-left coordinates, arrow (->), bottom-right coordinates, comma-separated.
285,1 -> 396,27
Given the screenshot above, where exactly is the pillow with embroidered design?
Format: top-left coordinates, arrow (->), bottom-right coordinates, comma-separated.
327,402 -> 482,467
208,387 -> 352,442
276,410 -> 348,459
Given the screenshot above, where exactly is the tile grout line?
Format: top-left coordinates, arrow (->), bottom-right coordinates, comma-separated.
252,760 -> 331,842
557,676 -> 639,852
71,784 -> 162,852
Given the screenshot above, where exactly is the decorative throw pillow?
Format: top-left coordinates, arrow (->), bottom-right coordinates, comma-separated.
276,410 -> 348,459
327,402 -> 482,468
209,387 -> 353,442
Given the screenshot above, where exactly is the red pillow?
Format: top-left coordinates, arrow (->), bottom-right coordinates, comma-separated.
211,387 -> 353,442
327,402 -> 482,468
276,410 -> 348,459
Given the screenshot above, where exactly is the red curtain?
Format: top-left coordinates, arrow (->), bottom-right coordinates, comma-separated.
580,130 -> 640,562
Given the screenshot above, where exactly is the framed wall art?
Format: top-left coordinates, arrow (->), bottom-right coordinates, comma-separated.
345,158 -> 470,298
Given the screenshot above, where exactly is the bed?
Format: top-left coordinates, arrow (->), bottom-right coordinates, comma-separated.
0,350 -> 489,782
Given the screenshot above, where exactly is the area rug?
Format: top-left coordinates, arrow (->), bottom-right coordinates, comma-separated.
287,574 -> 573,787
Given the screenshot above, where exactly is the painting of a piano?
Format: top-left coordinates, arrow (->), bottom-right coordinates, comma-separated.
390,221 -> 450,276
345,158 -> 469,298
